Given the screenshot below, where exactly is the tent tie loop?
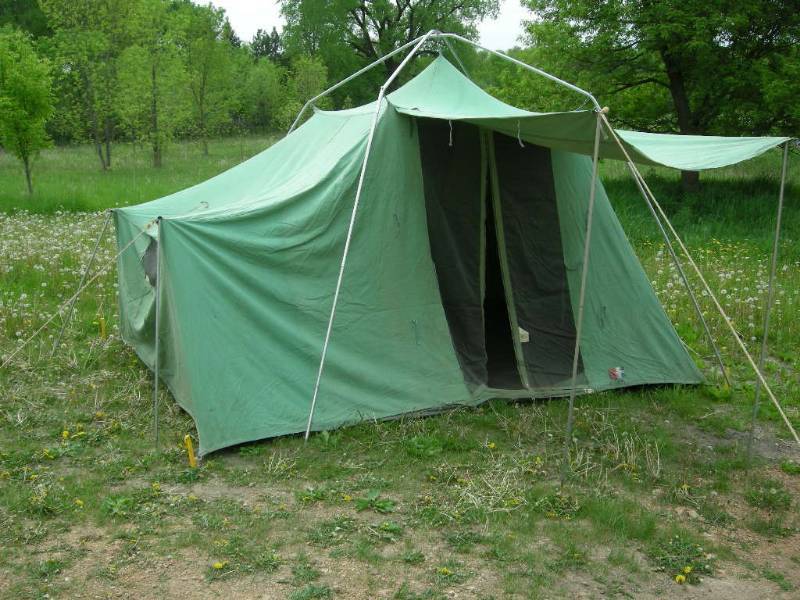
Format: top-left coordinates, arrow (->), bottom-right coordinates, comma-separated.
517,120 -> 525,148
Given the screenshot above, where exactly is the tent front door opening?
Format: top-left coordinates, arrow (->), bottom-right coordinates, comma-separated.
419,118 -> 586,393
483,185 -> 524,389
418,119 -> 526,391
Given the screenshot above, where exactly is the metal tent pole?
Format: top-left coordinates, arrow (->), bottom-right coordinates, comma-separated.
442,37 -> 470,76
51,211 -> 113,357
153,217 -> 163,450
303,30 -> 439,441
626,164 -> 731,388
747,141 -> 790,460
287,34 -> 427,134
561,110 -> 604,482
601,114 -> 800,446
439,33 -> 601,111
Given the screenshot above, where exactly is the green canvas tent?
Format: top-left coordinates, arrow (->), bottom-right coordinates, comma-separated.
114,52 -> 788,456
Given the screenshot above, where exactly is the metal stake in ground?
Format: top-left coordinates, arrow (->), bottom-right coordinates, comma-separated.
561,109 -> 604,484
747,141 -> 790,461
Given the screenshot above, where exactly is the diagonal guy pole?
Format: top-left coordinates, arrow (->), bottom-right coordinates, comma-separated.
303,30 -> 439,442
601,114 -> 800,447
626,164 -> 731,389
51,210 -> 112,357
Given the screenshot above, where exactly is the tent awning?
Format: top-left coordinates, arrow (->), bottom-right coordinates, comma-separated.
387,56 -> 791,171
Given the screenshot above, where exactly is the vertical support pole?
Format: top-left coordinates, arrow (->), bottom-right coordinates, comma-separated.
627,164 -> 731,388
747,141 -> 789,461
51,211 -> 113,357
561,110 -> 604,483
303,31 -> 438,441
601,114 -> 799,446
153,217 -> 163,451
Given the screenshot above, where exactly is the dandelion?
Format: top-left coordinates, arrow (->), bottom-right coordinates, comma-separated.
675,574 -> 686,584
682,565 -> 693,574
74,498 -> 84,508
486,441 -> 496,450
61,430 -> 69,440
212,561 -> 227,570
437,566 -> 453,577
341,494 -> 352,502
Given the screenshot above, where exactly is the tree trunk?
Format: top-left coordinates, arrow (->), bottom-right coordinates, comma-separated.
200,108 -> 208,156
104,117 -> 113,169
82,70 -> 108,171
22,154 -> 33,195
151,62 -> 162,168
660,49 -> 701,192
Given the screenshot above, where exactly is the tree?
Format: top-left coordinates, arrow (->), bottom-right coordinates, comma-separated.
274,55 -> 329,130
39,0 -> 137,170
0,27 -> 53,194
251,27 -> 283,62
238,57 -> 289,132
523,0 -> 800,189
0,0 -> 51,37
116,0 -> 188,167
173,2 -> 236,155
280,0 -> 499,98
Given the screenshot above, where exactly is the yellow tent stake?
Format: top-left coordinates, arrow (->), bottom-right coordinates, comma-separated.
184,434 -> 197,468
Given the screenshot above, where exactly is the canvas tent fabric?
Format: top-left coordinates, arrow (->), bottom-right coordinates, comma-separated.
387,56 -> 791,171
114,56 -> 782,455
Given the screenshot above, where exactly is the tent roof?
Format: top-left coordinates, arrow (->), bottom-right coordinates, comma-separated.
383,56 -> 790,171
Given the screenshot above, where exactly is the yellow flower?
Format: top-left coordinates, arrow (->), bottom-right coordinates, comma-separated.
675,574 -> 686,584
74,498 -> 84,508
437,567 -> 453,577
341,494 -> 352,502
486,441 -> 496,449
212,561 -> 227,570
61,430 -> 69,440
151,482 -> 161,492
683,565 -> 693,574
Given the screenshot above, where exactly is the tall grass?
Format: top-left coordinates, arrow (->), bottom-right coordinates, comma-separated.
0,135 -> 278,214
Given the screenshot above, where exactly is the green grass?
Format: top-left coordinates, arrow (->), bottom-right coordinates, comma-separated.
0,135 -> 278,213
1,138 -> 799,597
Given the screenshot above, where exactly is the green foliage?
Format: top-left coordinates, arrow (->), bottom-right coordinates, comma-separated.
355,490 -> 397,513
0,26 -> 53,194
520,0 -> 800,138
744,480 -> 793,511
648,534 -> 714,584
280,0 -> 498,104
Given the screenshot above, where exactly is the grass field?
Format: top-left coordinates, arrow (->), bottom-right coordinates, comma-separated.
1,137 -> 799,599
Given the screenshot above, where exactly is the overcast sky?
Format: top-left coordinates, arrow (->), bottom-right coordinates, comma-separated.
207,0 -> 528,50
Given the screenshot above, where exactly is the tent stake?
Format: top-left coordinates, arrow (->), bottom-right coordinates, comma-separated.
601,114 -> 800,447
51,211 -> 112,357
303,30 -> 439,442
153,217 -> 163,451
626,164 -> 731,388
561,110 -> 604,484
747,141 -> 790,461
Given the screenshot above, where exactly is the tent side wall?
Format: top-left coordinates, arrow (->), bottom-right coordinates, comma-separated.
128,106 -> 470,455
552,150 -> 704,389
